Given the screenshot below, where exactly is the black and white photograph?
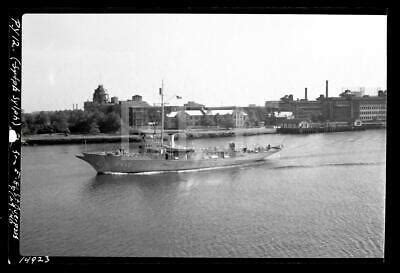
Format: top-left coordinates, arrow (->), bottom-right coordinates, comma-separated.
8,9 -> 388,263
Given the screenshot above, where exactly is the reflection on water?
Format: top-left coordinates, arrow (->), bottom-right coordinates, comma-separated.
20,130 -> 386,257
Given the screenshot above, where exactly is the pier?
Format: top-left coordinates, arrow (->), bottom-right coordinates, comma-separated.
277,125 -> 368,134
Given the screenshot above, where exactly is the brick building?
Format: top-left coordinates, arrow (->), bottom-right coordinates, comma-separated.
322,90 -> 387,125
265,82 -> 387,125
120,95 -> 156,128
84,85 -> 156,129
166,110 -> 205,129
206,109 -> 248,128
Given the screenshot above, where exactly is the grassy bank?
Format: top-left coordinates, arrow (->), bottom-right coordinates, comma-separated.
22,133 -> 144,145
22,127 -> 277,145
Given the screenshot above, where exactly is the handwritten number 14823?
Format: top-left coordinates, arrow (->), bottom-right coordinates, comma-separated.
18,256 -> 50,264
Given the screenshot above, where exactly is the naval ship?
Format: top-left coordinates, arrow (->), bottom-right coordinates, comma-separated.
76,81 -> 283,174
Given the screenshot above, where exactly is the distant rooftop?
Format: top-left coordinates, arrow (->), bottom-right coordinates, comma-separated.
185,110 -> 204,116
121,100 -> 151,107
206,109 -> 233,115
274,111 -> 293,118
166,111 -> 178,118
167,110 -> 204,117
206,109 -> 247,116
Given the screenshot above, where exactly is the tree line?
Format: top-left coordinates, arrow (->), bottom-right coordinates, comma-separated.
22,106 -> 269,135
22,109 -> 121,135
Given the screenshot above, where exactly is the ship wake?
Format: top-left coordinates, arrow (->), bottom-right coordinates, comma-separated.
272,161 -> 385,171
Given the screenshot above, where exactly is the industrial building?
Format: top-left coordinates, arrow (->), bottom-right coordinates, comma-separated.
84,82 -> 386,131
265,80 -> 387,127
84,85 -> 251,130
84,85 -> 155,129
84,85 -> 117,112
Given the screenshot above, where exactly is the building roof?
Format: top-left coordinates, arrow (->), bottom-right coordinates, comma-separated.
207,109 -> 233,115
265,101 -> 280,107
184,101 -> 205,107
166,110 -> 204,117
120,100 -> 151,107
166,111 -> 179,118
184,110 -> 204,116
206,109 -> 248,116
274,111 -> 293,118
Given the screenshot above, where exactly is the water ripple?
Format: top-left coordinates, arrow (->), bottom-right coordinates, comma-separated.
21,130 -> 386,257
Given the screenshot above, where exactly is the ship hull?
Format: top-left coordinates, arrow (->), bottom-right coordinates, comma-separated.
76,148 -> 281,174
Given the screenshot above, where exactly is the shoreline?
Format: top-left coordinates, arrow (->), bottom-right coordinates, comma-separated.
22,127 -> 277,146
21,126 -> 385,146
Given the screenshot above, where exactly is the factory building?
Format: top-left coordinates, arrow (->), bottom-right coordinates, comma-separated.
84,85 -> 156,129
265,80 -> 387,126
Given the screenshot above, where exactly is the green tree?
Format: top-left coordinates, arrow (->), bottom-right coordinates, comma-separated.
98,112 -> 121,133
89,122 -> 100,134
218,114 -> 234,129
201,115 -> 215,127
22,113 -> 35,135
34,111 -> 50,126
50,111 -> 69,133
214,114 -> 223,127
33,111 -> 53,134
68,110 -> 93,133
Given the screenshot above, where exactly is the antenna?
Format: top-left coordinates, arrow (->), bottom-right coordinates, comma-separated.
160,79 -> 165,148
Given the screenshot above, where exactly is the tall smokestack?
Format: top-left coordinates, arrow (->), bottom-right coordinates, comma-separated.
305,88 -> 308,101
326,80 -> 329,99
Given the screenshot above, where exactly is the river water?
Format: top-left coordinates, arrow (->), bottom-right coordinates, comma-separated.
20,130 -> 386,258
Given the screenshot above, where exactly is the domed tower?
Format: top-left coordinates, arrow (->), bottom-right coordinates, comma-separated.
93,84 -> 109,104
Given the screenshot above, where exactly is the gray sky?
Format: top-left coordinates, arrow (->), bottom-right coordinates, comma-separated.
22,14 -> 386,113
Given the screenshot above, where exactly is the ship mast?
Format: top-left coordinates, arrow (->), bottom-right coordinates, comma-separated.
160,80 -> 165,148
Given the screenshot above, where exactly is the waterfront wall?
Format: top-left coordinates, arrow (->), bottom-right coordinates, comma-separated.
22,134 -> 144,145
277,125 -> 367,134
22,127 -> 277,145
